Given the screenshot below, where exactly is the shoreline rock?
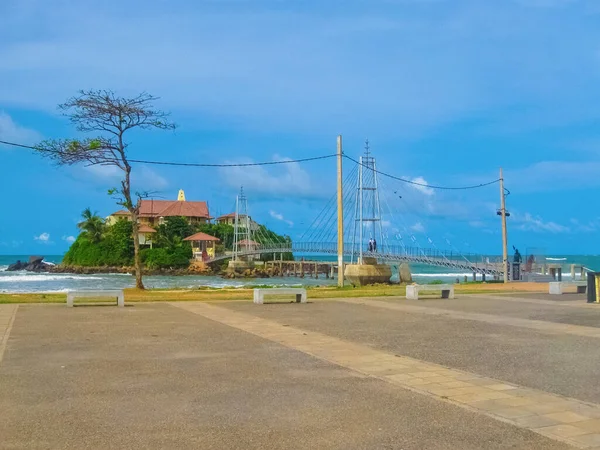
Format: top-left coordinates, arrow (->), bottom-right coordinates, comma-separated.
7,257 -> 287,278
7,256 -> 54,273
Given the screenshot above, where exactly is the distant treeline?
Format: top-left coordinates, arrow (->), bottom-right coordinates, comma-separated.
63,212 -> 292,269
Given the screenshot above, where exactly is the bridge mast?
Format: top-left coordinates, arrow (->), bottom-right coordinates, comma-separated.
337,135 -> 345,287
351,140 -> 385,264
232,187 -> 250,262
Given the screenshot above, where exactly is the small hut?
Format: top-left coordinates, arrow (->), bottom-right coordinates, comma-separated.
184,232 -> 220,261
138,224 -> 157,248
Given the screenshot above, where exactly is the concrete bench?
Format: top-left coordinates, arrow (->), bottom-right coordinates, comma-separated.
406,284 -> 454,300
253,288 -> 307,304
549,281 -> 587,295
67,290 -> 125,307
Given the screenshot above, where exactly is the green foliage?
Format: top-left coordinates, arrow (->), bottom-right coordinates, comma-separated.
254,225 -> 293,261
141,245 -> 192,269
196,223 -> 235,249
64,219 -> 134,266
63,212 -> 295,268
428,279 -> 444,285
155,216 -> 194,247
77,207 -> 105,243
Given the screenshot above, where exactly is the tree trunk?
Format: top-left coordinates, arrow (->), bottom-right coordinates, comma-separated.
131,210 -> 145,289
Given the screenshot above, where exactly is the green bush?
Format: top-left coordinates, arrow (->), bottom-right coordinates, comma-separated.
142,244 -> 192,269
63,220 -> 134,266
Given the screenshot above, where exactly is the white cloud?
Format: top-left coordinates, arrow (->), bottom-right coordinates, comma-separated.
0,111 -> 41,148
408,177 -> 435,196
83,164 -> 168,192
569,218 -> 600,233
269,210 -> 294,227
62,235 -> 76,243
34,232 -> 53,244
410,222 -> 426,233
2,1 -> 598,136
220,155 -> 326,200
515,213 -> 570,234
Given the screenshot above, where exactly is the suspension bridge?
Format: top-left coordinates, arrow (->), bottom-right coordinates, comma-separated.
208,136 -> 507,281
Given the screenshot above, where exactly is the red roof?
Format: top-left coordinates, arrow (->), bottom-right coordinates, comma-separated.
111,200 -> 209,219
138,224 -> 157,233
183,232 -> 220,242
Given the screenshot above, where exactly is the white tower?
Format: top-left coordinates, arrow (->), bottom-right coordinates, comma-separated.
351,140 -> 385,263
232,187 -> 251,261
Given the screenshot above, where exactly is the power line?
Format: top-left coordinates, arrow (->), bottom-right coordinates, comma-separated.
343,154 -> 500,191
128,154 -> 336,167
0,139 -> 336,167
2,138 -> 501,188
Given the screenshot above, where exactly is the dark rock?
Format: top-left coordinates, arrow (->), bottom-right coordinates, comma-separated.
7,256 -> 53,272
29,255 -> 44,264
7,260 -> 26,271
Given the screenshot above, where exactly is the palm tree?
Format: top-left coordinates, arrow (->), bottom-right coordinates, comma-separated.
77,208 -> 105,243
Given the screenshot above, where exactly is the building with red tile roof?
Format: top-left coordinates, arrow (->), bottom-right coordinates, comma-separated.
107,189 -> 210,228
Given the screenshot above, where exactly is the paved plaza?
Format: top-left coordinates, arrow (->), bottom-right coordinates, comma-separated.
2,292 -> 600,449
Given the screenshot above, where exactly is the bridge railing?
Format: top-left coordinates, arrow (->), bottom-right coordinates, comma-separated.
210,242 -> 501,265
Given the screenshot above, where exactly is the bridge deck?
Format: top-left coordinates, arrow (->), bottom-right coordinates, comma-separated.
208,243 -> 504,275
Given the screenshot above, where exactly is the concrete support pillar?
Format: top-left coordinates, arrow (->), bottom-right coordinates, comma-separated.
557,268 -> 562,282
473,272 -> 477,282
571,264 -> 576,280
314,263 -> 318,279
300,262 -> 304,278
482,273 -> 486,282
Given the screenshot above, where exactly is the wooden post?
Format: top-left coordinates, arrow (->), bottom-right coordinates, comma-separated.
500,168 -> 509,283
337,135 -> 345,287
314,262 -> 318,279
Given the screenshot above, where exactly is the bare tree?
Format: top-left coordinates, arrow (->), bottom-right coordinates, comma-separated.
35,90 -> 176,289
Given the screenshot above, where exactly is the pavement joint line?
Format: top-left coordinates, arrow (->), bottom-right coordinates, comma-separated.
170,301 -> 600,449
0,304 -> 18,366
470,294 -> 599,309
338,298 -> 600,339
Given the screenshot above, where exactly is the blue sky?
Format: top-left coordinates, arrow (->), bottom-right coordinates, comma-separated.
1,0 -> 600,256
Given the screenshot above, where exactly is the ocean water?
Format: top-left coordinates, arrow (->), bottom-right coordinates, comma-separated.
1,254 -> 599,293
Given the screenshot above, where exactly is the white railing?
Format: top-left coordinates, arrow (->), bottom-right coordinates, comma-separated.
208,241 -> 504,275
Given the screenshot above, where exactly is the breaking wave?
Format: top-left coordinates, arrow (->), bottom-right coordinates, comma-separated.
0,274 -> 105,283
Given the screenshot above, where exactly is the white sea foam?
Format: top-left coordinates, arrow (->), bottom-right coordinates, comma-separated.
0,274 -> 105,283
0,265 -> 7,272
0,288 -> 71,294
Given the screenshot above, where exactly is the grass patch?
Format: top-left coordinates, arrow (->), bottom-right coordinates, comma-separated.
0,282 -> 547,304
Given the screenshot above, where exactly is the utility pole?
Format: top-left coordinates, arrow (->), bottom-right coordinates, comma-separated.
337,135 -> 344,287
500,168 -> 509,283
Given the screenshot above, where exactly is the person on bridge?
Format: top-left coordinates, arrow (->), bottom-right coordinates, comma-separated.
368,238 -> 373,252
373,239 -> 377,252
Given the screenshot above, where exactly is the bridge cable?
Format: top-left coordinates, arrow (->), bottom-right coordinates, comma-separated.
343,154 -> 500,191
